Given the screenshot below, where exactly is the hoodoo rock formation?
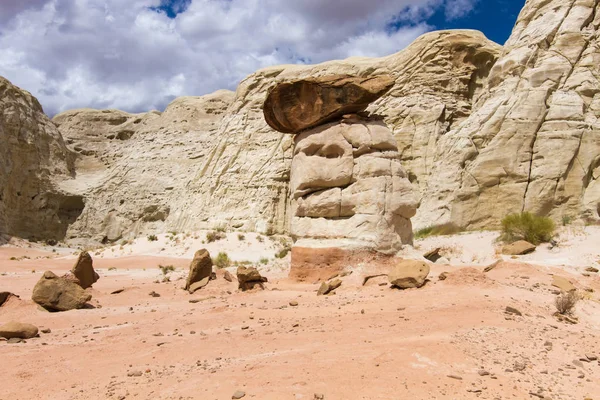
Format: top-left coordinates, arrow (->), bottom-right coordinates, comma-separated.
264,75 -> 419,279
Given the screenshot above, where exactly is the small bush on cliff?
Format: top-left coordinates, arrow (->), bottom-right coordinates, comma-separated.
501,212 -> 555,245
147,234 -> 158,242
414,223 -> 463,239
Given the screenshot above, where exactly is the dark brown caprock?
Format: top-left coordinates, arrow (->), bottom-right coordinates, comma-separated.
263,74 -> 394,134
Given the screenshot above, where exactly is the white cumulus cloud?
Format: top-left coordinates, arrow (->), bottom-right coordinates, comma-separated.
0,0 -> 478,116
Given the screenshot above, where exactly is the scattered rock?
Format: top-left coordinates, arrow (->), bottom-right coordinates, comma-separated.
0,321 -> 39,339
32,271 -> 92,311
7,338 -> 23,344
70,251 -> 99,289
314,394 -> 325,400
237,266 -> 267,291
317,279 -> 342,296
501,241 -> 536,255
447,375 -> 463,380
435,257 -> 450,265
289,300 -> 299,307
585,266 -> 598,273
586,354 -> 597,361
483,260 -> 501,273
388,260 -> 430,289
111,288 -> 125,294
188,277 -> 210,294
438,272 -> 448,281
232,390 -> 246,399
127,371 -> 143,377
552,276 -> 576,292
223,270 -> 234,282
478,370 -> 490,376
149,291 -> 161,297
41,328 -> 51,334
505,306 -> 522,316
263,74 -> 394,133
423,247 -> 442,263
185,249 -> 213,291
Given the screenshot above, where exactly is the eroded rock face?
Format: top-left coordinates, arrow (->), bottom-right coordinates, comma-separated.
290,114 -> 419,253
263,75 -> 394,133
419,0 -> 600,228
50,30 -> 500,242
0,76 -> 81,240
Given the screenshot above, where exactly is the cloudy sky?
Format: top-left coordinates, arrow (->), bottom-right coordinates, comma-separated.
0,0 -> 524,116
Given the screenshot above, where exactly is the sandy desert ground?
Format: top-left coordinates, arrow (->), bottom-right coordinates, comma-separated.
1,228 -> 600,400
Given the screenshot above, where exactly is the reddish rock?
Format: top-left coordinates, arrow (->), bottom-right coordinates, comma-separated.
263,75 -> 394,133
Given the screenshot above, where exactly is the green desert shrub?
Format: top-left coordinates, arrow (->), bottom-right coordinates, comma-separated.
159,264 -> 175,275
206,231 -> 225,243
414,223 -> 463,240
501,212 -> 555,245
147,234 -> 158,242
213,252 -> 231,269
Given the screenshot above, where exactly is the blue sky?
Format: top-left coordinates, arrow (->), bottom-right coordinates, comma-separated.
429,0 -> 524,44
0,0 -> 526,116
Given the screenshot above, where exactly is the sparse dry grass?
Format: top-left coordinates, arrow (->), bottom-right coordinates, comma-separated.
555,291 -> 579,315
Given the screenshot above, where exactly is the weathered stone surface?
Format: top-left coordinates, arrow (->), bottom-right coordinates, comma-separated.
185,249 -> 213,291
32,271 -> 92,311
552,276 -> 576,292
502,241 -> 536,256
290,115 -> 419,253
0,76 -> 81,241
46,30 -> 500,242
388,260 -> 430,289
71,251 -> 99,289
419,0 -> 600,229
0,322 -> 39,339
264,75 -> 394,133
53,91 -> 235,243
237,266 -> 267,291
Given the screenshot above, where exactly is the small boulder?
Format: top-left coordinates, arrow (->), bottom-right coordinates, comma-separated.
317,279 -> 342,296
185,249 -> 213,291
237,266 -> 267,291
32,271 -> 92,311
502,240 -> 536,255
70,251 -> 99,289
0,321 -> 39,339
585,266 -> 598,273
223,270 -> 234,282
388,260 -> 430,289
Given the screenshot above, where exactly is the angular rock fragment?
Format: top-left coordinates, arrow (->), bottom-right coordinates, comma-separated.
32,271 -> 92,311
388,260 -> 430,289
185,249 -> 213,291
